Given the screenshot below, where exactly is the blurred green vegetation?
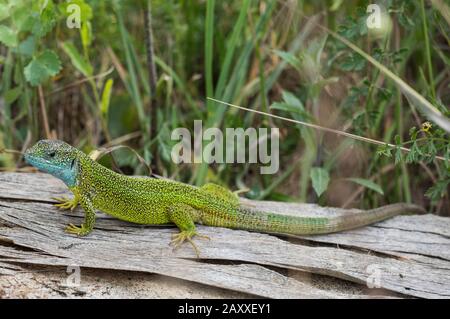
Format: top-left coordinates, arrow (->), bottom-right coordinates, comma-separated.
0,0 -> 449,214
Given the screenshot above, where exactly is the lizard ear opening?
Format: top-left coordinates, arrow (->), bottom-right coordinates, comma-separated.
70,158 -> 76,170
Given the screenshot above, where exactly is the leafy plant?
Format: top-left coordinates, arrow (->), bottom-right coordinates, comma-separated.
0,0 -> 448,215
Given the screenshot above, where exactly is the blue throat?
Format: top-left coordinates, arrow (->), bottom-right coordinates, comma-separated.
25,155 -> 77,187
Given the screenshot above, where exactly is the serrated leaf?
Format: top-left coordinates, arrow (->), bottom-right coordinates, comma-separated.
328,28 -> 450,133
376,144 -> 392,157
406,142 -> 421,163
101,79 -> 114,116
357,16 -> 368,36
425,179 -> 450,203
32,0 -> 57,37
340,53 -> 366,71
62,42 -> 93,76
338,18 -> 359,39
12,6 -> 37,32
24,50 -> 62,86
0,25 -> 18,47
24,59 -> 47,86
346,178 -> 384,195
310,167 -> 330,197
38,50 -> 62,76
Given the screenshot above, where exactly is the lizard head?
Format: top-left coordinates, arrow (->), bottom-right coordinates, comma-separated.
24,139 -> 80,187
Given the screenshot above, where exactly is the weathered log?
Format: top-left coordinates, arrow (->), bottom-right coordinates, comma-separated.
0,173 -> 448,298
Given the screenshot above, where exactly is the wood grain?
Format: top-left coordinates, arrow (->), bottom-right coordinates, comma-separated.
0,172 -> 449,298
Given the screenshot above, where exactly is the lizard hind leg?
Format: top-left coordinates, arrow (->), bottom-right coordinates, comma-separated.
200,183 -> 240,208
167,203 -> 210,258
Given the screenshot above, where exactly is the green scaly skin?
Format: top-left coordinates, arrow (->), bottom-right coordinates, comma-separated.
24,140 -> 425,257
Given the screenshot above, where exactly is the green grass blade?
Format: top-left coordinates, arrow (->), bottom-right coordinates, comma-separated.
153,56 -> 201,118
214,0 -> 250,99
113,3 -> 148,140
195,0 -> 276,185
346,178 -> 384,195
205,0 -> 215,113
323,25 -> 450,133
420,0 -> 436,99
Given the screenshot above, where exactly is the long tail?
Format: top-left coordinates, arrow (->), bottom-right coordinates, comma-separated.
209,203 -> 425,235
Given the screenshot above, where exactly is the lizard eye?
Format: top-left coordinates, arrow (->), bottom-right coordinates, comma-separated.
48,151 -> 56,158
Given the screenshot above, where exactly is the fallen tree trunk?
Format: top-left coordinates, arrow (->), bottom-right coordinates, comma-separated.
0,172 -> 449,298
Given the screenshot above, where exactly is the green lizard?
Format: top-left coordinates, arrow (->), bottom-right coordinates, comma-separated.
24,139 -> 425,257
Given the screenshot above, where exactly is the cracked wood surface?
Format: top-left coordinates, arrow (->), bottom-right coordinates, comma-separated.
0,172 -> 449,298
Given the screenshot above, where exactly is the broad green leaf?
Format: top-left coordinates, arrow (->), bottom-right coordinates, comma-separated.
24,50 -> 62,86
38,50 -> 62,76
158,124 -> 173,164
330,0 -> 343,11
281,91 -> 303,109
4,87 -> 22,104
346,178 -> 384,195
273,49 -> 302,71
101,79 -> 114,116
17,36 -> 36,56
32,0 -> 57,37
81,21 -> 92,49
310,167 -> 330,197
59,0 -> 93,22
270,102 -> 301,114
62,42 -> 93,76
270,91 -> 306,115
12,5 -> 37,32
0,3 -> 9,21
0,25 -> 18,47
24,59 -> 47,86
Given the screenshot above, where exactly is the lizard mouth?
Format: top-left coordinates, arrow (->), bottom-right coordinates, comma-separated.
24,154 -> 59,172
24,153 -> 77,186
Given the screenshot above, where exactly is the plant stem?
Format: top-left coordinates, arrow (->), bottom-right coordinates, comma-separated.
421,0 -> 436,99
144,0 -> 158,141
37,86 -> 51,139
205,0 -> 215,114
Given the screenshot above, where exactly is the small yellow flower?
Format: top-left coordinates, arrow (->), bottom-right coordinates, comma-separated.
421,121 -> 432,133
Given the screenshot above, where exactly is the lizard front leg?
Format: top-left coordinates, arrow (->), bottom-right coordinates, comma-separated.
65,195 -> 96,236
167,203 -> 210,258
53,195 -> 79,211
53,187 -> 81,211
